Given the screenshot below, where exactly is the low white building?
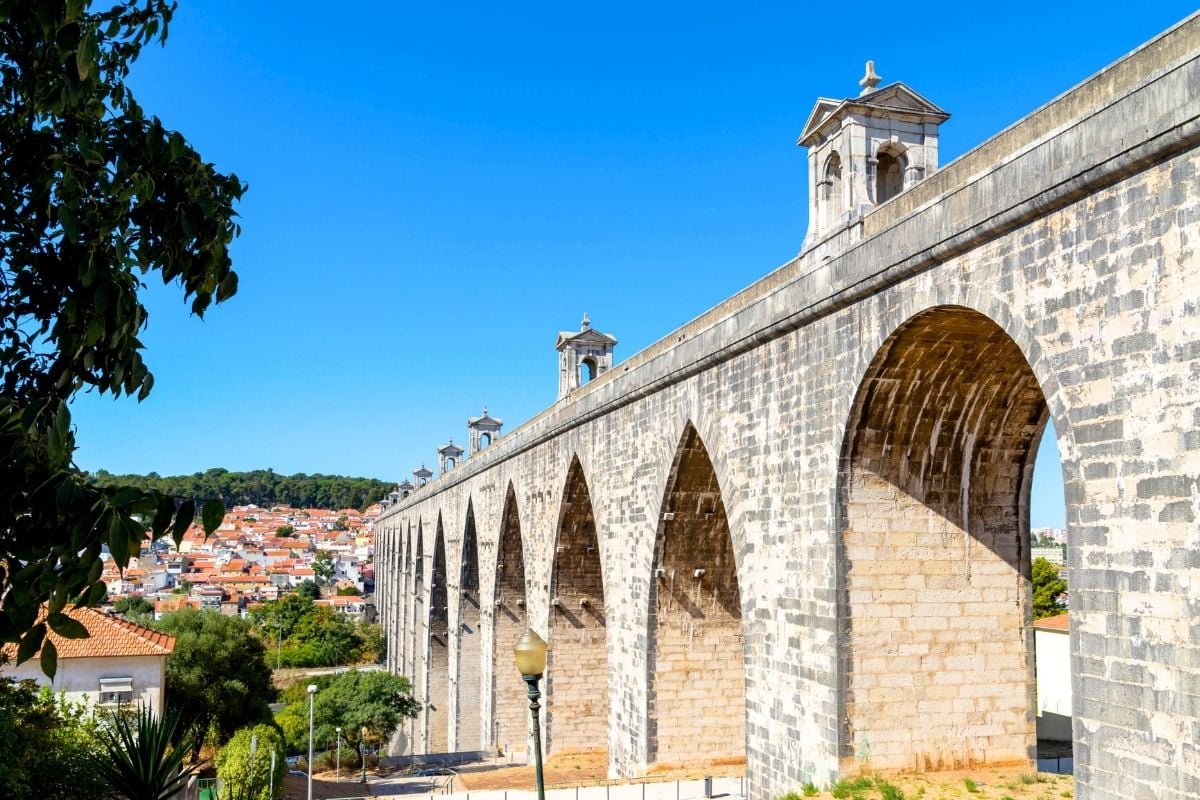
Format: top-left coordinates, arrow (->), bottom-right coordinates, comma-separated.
1034,612 -> 1072,740
0,606 -> 175,716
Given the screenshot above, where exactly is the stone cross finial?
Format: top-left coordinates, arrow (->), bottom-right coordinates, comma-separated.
859,60 -> 881,96
581,312 -> 591,330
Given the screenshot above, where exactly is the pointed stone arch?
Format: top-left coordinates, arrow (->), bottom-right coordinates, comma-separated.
836,304 -> 1050,772
427,516 -> 450,753
647,422 -> 746,766
457,498 -> 483,752
412,522 -> 427,751
545,455 -> 609,758
492,482 -> 529,757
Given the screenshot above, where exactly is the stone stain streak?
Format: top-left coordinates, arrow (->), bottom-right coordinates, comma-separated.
372,16 -> 1200,800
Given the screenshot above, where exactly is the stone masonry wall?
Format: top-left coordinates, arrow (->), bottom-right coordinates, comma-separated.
494,488 -> 530,756
649,425 -> 745,765
546,458 -> 609,756
841,307 -> 1044,771
428,531 -> 450,753
458,509 -> 484,751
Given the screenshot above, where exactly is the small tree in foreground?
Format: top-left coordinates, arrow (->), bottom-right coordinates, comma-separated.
275,669 -> 419,759
215,723 -> 285,800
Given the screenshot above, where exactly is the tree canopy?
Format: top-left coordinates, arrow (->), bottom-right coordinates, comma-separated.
0,0 -> 242,674
153,609 -> 274,755
1032,556 -> 1068,620
249,593 -> 380,669
275,670 -> 419,755
91,467 -> 394,511
0,678 -> 105,799
214,723 -> 285,800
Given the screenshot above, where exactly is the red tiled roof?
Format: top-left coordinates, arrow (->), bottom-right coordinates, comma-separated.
1034,612 -> 1069,632
1,606 -> 174,660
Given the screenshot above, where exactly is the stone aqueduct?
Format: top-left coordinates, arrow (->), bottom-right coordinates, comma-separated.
373,18 -> 1200,800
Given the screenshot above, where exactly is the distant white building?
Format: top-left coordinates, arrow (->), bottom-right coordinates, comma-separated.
1034,613 -> 1071,740
1,606 -> 175,716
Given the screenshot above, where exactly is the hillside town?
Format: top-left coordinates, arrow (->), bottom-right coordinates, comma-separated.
99,504 -> 381,621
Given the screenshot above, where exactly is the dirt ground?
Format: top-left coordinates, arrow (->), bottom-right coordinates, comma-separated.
457,753 -> 1073,800
457,750 -> 745,791
795,768 -> 1073,799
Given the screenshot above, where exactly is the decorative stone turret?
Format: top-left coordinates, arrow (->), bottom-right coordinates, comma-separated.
467,407 -> 503,456
798,61 -> 949,250
397,479 -> 415,499
413,464 -> 433,488
437,439 -> 465,474
555,313 -> 617,400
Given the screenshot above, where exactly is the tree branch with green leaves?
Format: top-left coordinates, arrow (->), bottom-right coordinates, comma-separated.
0,0 -> 245,676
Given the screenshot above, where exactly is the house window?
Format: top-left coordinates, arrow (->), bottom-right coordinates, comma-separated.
98,677 -> 134,706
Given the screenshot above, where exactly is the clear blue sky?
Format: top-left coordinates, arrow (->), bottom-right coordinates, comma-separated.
70,2 -> 1197,528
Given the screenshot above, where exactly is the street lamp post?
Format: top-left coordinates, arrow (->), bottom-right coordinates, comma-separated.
335,726 -> 341,782
513,628 -> 549,800
307,684 -> 318,800
360,725 -> 368,784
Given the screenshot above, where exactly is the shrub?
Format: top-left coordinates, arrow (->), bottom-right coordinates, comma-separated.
215,724 -> 286,800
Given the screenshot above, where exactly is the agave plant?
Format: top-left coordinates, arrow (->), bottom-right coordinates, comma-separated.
90,705 -> 197,800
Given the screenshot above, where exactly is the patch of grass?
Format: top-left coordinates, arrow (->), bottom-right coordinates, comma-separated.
778,792 -> 804,800
830,776 -> 874,799
1020,773 -> 1048,784
962,777 -> 979,793
875,778 -> 905,800
802,784 -> 820,798
1060,791 -> 1073,798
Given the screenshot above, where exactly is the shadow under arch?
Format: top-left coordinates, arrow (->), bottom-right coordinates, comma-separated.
646,421 -> 747,767
457,498 -> 483,751
427,514 -> 450,753
492,482 -> 529,757
835,304 -> 1057,772
545,454 -> 610,758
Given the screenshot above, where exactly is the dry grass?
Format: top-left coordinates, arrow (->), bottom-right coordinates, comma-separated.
790,768 -> 1072,800
457,750 -> 746,791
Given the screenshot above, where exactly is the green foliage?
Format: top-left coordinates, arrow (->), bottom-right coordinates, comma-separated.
829,776 -> 874,800
91,468 -> 393,511
249,593 -> 380,668
274,669 -> 420,754
153,609 -> 274,755
0,0 -> 241,674
312,551 -> 335,586
113,595 -> 155,618
803,785 -> 820,798
90,705 -> 197,800
0,679 -> 106,799
336,585 -> 361,596
1032,557 -> 1068,619
962,777 -> 978,793
296,579 -> 320,600
275,524 -> 295,537
215,723 -> 285,800
876,779 -> 904,800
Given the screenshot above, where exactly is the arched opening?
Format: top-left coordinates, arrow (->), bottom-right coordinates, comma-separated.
581,357 -> 597,383
492,484 -> 529,757
648,423 -> 745,766
481,432 -> 492,448
412,525 -> 426,751
457,500 -> 483,751
404,527 -> 414,679
1030,424 -> 1072,773
447,458 -> 457,470
838,305 -> 1051,772
546,456 -> 608,758
875,148 -> 905,204
427,520 -> 449,753
822,150 -> 843,230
